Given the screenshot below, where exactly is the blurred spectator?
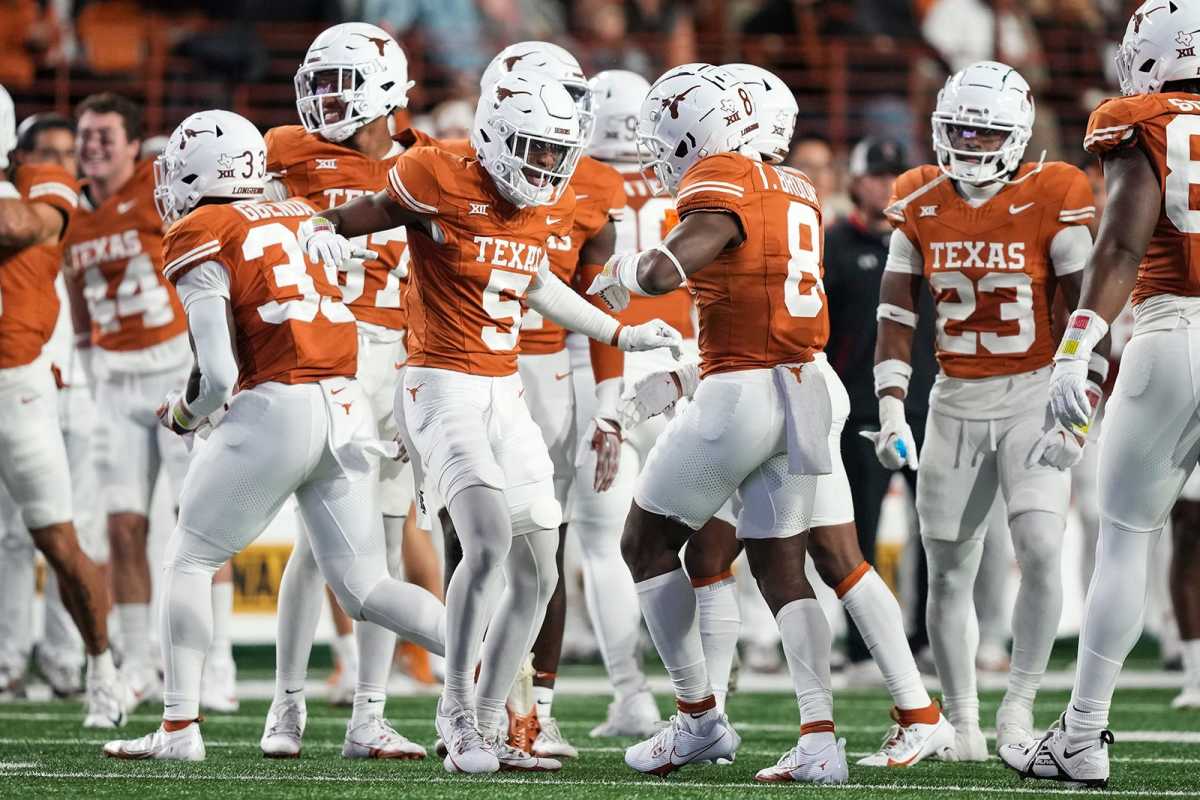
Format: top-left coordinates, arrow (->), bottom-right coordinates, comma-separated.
365,0 -> 487,79
787,131 -> 851,221
571,0 -> 653,76
0,0 -> 65,88
430,98 -> 473,139
624,0 -> 696,70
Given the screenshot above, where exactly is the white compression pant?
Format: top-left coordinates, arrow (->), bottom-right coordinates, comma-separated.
160,380 -> 444,721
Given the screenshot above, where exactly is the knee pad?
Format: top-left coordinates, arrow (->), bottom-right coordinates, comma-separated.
164,527 -> 231,577
507,481 -> 562,537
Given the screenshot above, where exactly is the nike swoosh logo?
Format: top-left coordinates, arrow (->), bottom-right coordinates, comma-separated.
671,733 -> 724,765
554,372 -> 570,381
117,200 -> 137,214
1009,202 -> 1035,215
1061,744 -> 1094,760
546,216 -> 562,225
367,697 -> 384,703
284,688 -> 303,694
19,396 -> 36,404
331,387 -> 345,395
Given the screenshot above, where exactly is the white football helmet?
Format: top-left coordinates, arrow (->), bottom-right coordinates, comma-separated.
154,110 -> 267,224
724,64 -> 797,164
471,72 -> 584,208
931,60 -> 1034,185
295,22 -> 414,143
587,70 -> 650,162
0,83 -> 14,171
637,63 -> 759,195
1117,0 -> 1200,95
481,42 -> 594,142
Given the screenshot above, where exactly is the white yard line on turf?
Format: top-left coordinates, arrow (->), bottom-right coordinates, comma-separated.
3,738 -> 1199,765
3,770 -> 1200,795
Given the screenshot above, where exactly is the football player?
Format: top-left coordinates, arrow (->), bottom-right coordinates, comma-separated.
62,92 -> 238,711
868,61 -> 1098,759
101,109 -> 446,762
0,113 -> 100,701
1000,0 -> 1200,786
259,21 -> 431,760
481,41 -> 635,760
0,83 -> 123,728
617,62 -> 956,770
300,72 -> 683,773
587,63 -> 847,783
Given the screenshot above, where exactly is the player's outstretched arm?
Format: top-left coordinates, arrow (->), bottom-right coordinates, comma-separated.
586,210 -> 739,310
1050,146 -> 1160,429
299,189 -> 424,271
0,197 -> 65,249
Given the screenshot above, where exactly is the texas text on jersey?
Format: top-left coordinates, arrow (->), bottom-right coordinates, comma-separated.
385,144 -> 574,376
675,151 -> 827,376
0,163 -> 80,368
63,159 -> 185,354
1086,92 -> 1200,305
161,197 -> 357,389
886,161 -> 1094,379
265,117 -> 409,330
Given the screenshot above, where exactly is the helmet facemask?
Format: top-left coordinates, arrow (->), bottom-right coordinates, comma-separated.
489,122 -> 582,207
932,118 -> 1029,185
561,80 -> 595,144
295,63 -> 400,143
153,153 -> 192,224
635,129 -> 677,196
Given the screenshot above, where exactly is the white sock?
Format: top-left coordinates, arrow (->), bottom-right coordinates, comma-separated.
209,581 -> 234,663
1067,522 -> 1160,747
476,530 -> 558,714
117,603 -> 152,666
332,632 -> 358,675
87,649 -> 116,683
476,695 -> 506,739
776,598 -> 834,741
838,564 -> 931,711
924,537 -> 984,731
1004,511 -> 1064,712
1183,639 -> 1200,689
160,565 -> 216,721
635,569 -> 712,705
694,572 -> 740,714
354,621 -> 397,720
272,525 -> 324,704
534,684 -> 554,720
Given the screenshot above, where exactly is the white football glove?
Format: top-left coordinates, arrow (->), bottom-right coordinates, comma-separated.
617,319 -> 683,359
859,395 -> 919,470
617,362 -> 699,430
576,417 -> 622,491
1028,422 -> 1086,470
1047,358 -> 1092,429
298,216 -> 376,271
586,252 -> 633,312
155,390 -> 202,437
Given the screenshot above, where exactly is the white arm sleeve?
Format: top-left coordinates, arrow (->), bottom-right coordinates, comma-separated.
176,262 -> 238,418
883,229 -> 923,275
263,176 -> 291,202
1049,225 -> 1093,277
526,270 -> 621,345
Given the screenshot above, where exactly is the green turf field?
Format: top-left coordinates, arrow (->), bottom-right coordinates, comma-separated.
2,685 -> 1198,799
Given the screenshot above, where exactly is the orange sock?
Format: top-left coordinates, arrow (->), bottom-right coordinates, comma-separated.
800,720 -> 836,736
162,718 -> 196,733
896,701 -> 941,727
677,695 -> 717,716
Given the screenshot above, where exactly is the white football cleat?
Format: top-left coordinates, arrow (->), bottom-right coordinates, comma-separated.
936,723 -> 988,761
590,687 -> 662,738
436,698 -> 499,774
624,712 -> 739,776
999,714 -> 1112,789
343,716 -> 426,759
200,656 -> 239,713
83,671 -> 128,729
996,702 -> 1036,751
488,730 -> 561,772
532,716 -> 577,759
261,696 -> 307,758
103,722 -> 205,761
120,661 -> 162,709
755,736 -> 849,784
856,707 -> 956,767
1171,687 -> 1200,709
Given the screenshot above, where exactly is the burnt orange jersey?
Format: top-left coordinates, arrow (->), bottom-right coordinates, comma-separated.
887,162 -> 1094,380
0,164 -> 79,369
675,152 -> 827,377
266,123 -> 410,330
1085,93 -> 1200,306
384,145 -> 575,376
161,198 -> 357,391
63,160 -> 185,352
518,156 -> 626,355
612,164 -> 695,338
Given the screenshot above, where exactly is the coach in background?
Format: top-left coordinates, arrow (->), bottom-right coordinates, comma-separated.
823,138 -> 935,672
